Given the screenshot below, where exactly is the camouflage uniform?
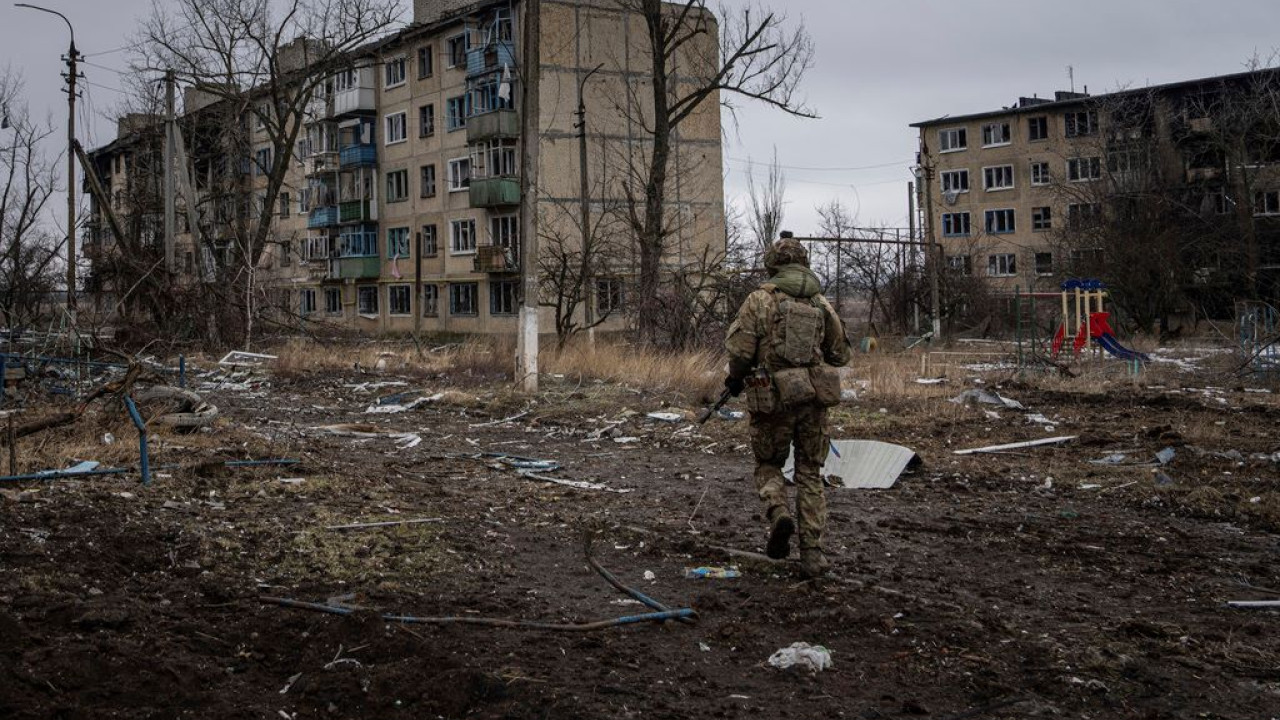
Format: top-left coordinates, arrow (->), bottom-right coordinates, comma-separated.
725,238 -> 851,574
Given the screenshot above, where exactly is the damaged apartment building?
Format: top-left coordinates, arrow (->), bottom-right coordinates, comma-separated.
85,0 -> 725,335
912,67 -> 1280,318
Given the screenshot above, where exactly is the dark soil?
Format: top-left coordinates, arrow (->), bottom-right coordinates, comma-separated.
2,357 -> 1279,719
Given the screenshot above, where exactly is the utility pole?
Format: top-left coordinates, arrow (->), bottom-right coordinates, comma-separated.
907,181 -> 919,334
920,160 -> 942,343
164,70 -> 176,274
516,0 -> 541,392
17,4 -> 80,328
575,63 -> 603,345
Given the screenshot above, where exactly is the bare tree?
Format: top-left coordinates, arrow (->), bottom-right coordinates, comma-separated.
537,192 -> 630,347
0,71 -> 63,330
744,147 -> 786,261
616,0 -> 815,345
131,0 -> 400,346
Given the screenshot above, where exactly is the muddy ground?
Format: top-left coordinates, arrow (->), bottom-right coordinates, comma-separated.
2,346 -> 1279,719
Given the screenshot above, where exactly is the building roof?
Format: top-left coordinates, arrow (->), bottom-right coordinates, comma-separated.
910,66 -> 1280,129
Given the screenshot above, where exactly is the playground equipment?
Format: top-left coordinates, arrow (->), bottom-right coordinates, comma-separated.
1050,279 -> 1148,362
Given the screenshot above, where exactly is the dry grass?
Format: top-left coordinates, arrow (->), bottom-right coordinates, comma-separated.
542,340 -> 723,400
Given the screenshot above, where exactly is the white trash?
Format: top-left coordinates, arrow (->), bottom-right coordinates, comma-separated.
767,642 -> 833,673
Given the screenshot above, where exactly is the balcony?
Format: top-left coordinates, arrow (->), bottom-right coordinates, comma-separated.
466,41 -> 516,77
469,177 -> 520,208
339,144 -> 376,168
333,86 -> 375,118
339,199 -> 375,223
307,206 -> 339,228
329,256 -> 381,280
467,109 -> 518,143
474,244 -> 517,273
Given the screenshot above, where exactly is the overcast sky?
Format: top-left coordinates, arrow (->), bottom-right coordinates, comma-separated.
2,0 -> 1278,239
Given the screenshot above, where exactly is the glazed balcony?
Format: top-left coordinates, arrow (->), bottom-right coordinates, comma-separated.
339,199 -> 375,224
339,144 -> 376,168
466,41 -> 516,77
473,244 -> 518,273
307,206 -> 339,229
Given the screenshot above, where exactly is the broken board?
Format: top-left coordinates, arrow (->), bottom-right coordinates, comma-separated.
783,440 -> 920,489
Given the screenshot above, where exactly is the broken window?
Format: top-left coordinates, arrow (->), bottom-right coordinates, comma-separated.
450,282 -> 478,315
1028,116 -> 1048,141
987,253 -> 1017,277
985,208 -> 1015,234
1067,157 -> 1101,182
489,280 -> 519,315
941,212 -> 971,237
325,288 -> 342,314
1064,110 -> 1098,138
981,122 -> 1011,146
983,165 -> 1014,191
1031,206 -> 1051,231
357,285 -> 379,315
1030,161 -> 1050,186
938,127 -> 967,152
422,285 -> 439,316
940,169 -> 969,193
1035,252 -> 1054,276
388,285 -> 412,315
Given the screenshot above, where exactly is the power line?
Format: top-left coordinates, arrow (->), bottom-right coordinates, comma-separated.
726,156 -> 910,172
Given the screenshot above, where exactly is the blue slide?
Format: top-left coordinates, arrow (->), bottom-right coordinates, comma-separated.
1095,332 -> 1149,361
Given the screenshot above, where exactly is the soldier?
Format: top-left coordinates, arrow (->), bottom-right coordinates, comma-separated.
724,233 -> 851,578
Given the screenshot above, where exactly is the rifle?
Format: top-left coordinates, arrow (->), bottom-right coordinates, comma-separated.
697,388 -> 733,424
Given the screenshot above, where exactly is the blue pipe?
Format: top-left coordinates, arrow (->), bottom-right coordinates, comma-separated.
123,396 -> 150,486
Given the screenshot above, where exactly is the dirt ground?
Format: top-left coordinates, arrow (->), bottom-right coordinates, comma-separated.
2,344 -> 1279,719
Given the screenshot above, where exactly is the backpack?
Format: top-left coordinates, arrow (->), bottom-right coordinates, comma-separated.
769,292 -> 825,369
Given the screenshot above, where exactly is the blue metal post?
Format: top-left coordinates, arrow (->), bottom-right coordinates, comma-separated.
124,396 -> 151,485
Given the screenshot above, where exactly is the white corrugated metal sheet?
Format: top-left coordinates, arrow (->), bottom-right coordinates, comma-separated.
783,440 -> 920,489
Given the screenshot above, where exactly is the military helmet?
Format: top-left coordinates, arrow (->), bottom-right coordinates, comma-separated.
764,232 -> 809,270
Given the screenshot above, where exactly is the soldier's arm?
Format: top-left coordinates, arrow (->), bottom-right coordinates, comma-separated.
818,295 -> 852,367
725,292 -> 766,379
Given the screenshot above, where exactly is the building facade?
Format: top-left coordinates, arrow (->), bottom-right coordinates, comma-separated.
912,68 -> 1280,318
86,0 -> 726,336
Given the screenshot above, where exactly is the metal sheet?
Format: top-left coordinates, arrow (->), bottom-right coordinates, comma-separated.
783,440 -> 920,489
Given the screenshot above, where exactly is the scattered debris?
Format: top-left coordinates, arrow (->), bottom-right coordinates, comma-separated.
949,389 -> 1025,410
915,377 -> 947,385
518,470 -> 633,493
365,393 -> 442,414
953,436 -> 1077,455
217,350 -> 277,367
1156,447 -> 1177,465
325,517 -> 444,531
684,566 -> 740,579
767,642 -> 833,673
133,386 -> 219,428
784,440 -> 921,489
646,411 -> 684,423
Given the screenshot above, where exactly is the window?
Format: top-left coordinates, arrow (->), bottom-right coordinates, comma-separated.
417,45 -> 434,78
385,111 -> 407,144
1030,161 -> 1050,186
983,165 -> 1014,191
596,278 -> 624,314
303,234 -> 331,261
1031,206 -> 1052,231
324,287 -> 342,314
1067,157 -> 1101,182
447,157 -> 471,191
420,224 -> 438,256
449,282 -> 478,315
299,187 -> 313,213
1067,202 -> 1103,228
1205,189 -> 1231,215
471,138 -> 518,177
1035,252 -> 1054,276
985,208 -> 1015,234
419,103 -> 435,137
279,240 -> 292,267
446,95 -> 470,131
446,33 -> 469,68
300,289 -> 316,316
386,169 -> 409,202
357,285 -> 379,315
421,285 -> 439,316
939,127 -> 967,152
384,57 -> 406,88
254,147 -> 271,176
940,169 -> 969,193
1254,190 -> 1280,216
420,164 -> 437,197
490,214 -> 519,263
981,122 -> 1011,147
278,192 -> 291,218
388,285 -> 412,315
941,212 -> 971,237
1107,148 -> 1145,175
490,279 -> 519,315
1028,116 -> 1048,141
988,253 -> 1017,277
946,255 -> 972,276
1065,110 -> 1098,137
451,218 -> 476,254
387,227 -> 410,258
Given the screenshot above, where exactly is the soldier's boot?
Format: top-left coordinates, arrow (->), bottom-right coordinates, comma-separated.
765,508 -> 795,560
799,547 -> 829,579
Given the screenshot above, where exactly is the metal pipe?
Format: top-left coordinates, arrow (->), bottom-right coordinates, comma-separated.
259,595 -> 695,631
124,396 -> 150,485
0,458 -> 302,483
